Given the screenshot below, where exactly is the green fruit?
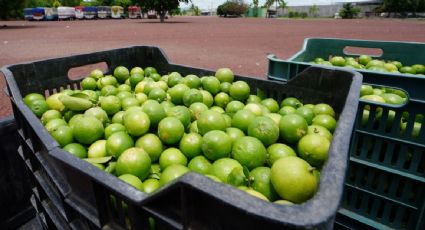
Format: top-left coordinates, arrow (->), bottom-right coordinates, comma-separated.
250,167 -> 278,201
271,156 -> 317,203
60,95 -> 93,111
279,114 -> 308,144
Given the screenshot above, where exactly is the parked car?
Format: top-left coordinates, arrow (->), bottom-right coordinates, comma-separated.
83,6 -> 97,19
23,8 -> 33,21
97,6 -> 111,19
44,8 -> 58,21
32,7 -> 45,21
111,6 -> 124,19
58,7 -> 75,20
75,6 -> 84,19
147,10 -> 157,19
128,6 -> 141,19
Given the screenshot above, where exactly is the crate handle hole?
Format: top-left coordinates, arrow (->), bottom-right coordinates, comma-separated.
343,46 -> 383,57
67,62 -> 108,80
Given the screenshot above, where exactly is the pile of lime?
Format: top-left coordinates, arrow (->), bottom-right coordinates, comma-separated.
359,84 -> 422,137
23,66 -> 338,204
312,55 -> 425,75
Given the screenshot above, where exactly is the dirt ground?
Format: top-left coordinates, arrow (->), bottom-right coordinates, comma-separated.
0,16 -> 424,118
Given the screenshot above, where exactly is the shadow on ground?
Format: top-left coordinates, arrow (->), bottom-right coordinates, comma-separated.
137,20 -> 191,24
0,25 -> 39,30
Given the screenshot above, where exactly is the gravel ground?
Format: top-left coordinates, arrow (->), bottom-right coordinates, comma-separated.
0,16 -> 424,118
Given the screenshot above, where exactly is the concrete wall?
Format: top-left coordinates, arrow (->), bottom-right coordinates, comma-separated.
278,4 -> 380,18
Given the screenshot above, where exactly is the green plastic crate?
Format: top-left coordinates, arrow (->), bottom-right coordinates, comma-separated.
267,38 -> 425,101
266,38 -> 425,230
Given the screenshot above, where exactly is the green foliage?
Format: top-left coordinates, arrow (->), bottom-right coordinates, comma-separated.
380,0 -> 425,14
308,4 -> 319,17
169,7 -> 182,16
217,0 -> 248,17
80,0 -> 101,7
139,0 -> 189,22
26,0 -> 52,7
0,0 -> 26,19
288,11 -> 307,18
53,0 -> 62,7
339,3 -> 360,19
113,0 -> 132,8
60,0 -> 80,6
264,0 -> 286,9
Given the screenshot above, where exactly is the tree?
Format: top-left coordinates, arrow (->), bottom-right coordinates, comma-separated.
379,0 -> 425,17
113,0 -> 133,9
0,0 -> 26,19
189,3 -> 201,16
264,0 -> 286,9
53,0 -> 62,7
217,0 -> 248,17
339,3 -> 360,19
253,0 -> 259,17
309,4 -> 319,17
60,0 -> 80,6
139,0 -> 189,22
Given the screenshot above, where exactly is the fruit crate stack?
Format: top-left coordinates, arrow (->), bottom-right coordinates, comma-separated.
0,117 -> 36,229
266,38 -> 425,230
1,46 -> 361,229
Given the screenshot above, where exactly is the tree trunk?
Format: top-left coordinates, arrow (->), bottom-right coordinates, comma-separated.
160,11 -> 165,22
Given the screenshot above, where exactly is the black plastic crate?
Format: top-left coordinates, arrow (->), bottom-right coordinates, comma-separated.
0,117 -> 35,230
1,46 -> 362,229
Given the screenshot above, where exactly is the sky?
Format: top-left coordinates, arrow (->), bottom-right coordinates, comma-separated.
180,0 -> 375,10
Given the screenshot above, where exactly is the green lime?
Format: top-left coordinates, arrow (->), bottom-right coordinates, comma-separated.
166,106 -> 191,129
114,66 -> 130,83
116,147 -> 151,181
188,155 -> 212,175
202,77 -> 221,95
215,68 -> 234,83
119,174 -> 143,191
202,130 -> 232,161
142,178 -> 160,193
41,110 -> 62,125
229,81 -> 250,102
280,97 -> 302,109
183,89 -> 203,107
298,134 -> 330,168
63,143 -> 87,159
179,133 -> 203,159
197,110 -> 227,135
211,158 -> 242,184
88,140 -> 107,158
23,93 -> 45,106
250,167 -> 278,201
279,114 -> 308,144
28,99 -> 49,117
159,164 -> 189,186
72,116 -> 104,145
135,133 -> 163,162
271,156 -> 317,204
247,116 -> 279,147
267,143 -> 296,166
139,100 -> 165,127
158,117 -> 185,145
214,92 -> 231,108
159,148 -> 188,170
106,131 -> 135,158
231,136 -> 267,170
123,111 -> 150,137
231,109 -> 256,133
312,114 -> 337,133
51,125 -> 73,147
